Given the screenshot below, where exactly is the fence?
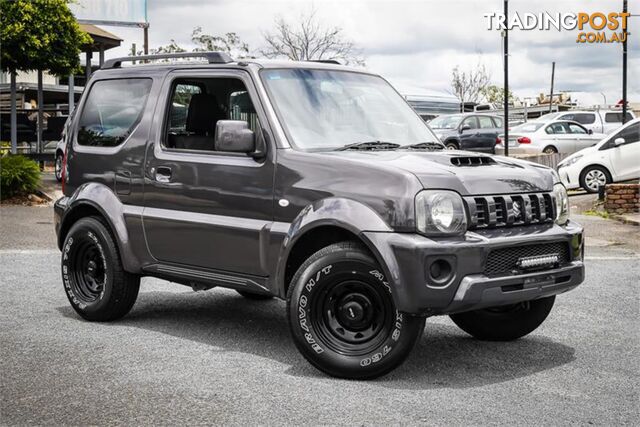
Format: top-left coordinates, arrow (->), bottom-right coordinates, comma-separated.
508,153 -> 569,170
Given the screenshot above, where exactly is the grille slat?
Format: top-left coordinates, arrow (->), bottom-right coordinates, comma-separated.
465,192 -> 556,229
485,242 -> 570,277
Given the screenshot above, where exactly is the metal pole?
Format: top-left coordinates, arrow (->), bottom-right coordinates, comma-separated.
37,70 -> 44,154
99,45 -> 105,67
85,51 -> 92,82
503,0 -> 509,157
622,0 -> 628,124
68,74 -> 75,114
549,62 -> 555,114
10,71 -> 17,154
143,24 -> 149,55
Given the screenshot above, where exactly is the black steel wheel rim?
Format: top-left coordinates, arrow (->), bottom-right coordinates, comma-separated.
310,274 -> 393,356
70,237 -> 106,303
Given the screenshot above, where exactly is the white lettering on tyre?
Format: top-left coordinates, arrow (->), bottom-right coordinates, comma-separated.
297,264 -> 334,354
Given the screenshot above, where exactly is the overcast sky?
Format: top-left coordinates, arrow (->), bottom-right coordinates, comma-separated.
103,0 -> 638,105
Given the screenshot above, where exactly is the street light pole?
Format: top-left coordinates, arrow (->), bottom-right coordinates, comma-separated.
622,0 -> 628,124
549,62 -> 555,114
503,0 -> 509,157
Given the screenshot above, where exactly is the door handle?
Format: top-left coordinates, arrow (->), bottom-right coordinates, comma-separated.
155,166 -> 172,183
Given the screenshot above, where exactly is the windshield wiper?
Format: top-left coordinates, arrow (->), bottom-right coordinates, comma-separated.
337,141 -> 401,151
403,142 -> 445,150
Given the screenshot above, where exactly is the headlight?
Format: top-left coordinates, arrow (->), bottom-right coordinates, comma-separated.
415,190 -> 467,235
553,183 -> 569,225
559,154 -> 583,168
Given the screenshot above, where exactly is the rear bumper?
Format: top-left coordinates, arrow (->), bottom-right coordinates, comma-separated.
362,220 -> 584,315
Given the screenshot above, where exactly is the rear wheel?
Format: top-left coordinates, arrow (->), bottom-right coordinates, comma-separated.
542,145 -> 558,154
580,165 -> 611,193
55,152 -> 63,182
449,296 -> 555,341
61,217 -> 139,321
287,242 -> 425,379
445,141 -> 459,150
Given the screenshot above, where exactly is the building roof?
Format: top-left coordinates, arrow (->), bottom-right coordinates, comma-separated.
79,24 -> 122,51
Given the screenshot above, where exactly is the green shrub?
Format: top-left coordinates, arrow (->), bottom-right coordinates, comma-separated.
1,155 -> 41,199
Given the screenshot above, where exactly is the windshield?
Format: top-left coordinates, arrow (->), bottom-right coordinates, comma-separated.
429,115 -> 463,129
260,69 -> 439,150
511,122 -> 544,133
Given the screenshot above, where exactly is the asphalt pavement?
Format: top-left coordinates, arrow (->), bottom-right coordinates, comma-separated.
1,204 -> 638,425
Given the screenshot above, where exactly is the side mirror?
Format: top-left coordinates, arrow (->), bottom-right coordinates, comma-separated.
460,124 -> 471,133
588,129 -> 593,135
614,137 -> 625,146
214,120 -> 255,154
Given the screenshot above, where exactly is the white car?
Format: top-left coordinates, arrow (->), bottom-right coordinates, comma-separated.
535,110 -> 636,134
557,118 -> 640,193
496,120 -> 604,155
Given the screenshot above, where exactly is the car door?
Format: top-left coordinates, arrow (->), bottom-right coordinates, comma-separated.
543,122 -> 575,153
458,116 -> 480,151
476,115 -> 498,153
142,69 -> 275,276
566,122 -> 594,152
606,122 -> 640,180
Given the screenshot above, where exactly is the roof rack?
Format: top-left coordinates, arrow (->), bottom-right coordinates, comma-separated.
102,51 -> 234,69
306,59 -> 341,65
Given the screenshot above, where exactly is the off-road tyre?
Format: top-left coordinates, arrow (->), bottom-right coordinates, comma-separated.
287,242 -> 425,379
449,296 -> 555,341
236,290 -> 274,300
61,216 -> 140,321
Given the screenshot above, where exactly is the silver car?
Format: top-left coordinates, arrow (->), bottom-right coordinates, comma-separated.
496,120 -> 604,155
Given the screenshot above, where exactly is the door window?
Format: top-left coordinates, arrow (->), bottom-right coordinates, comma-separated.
560,113 -> 596,125
77,78 -> 152,147
545,123 -> 567,134
604,112 -> 634,123
567,123 -> 587,134
461,117 -> 478,130
477,116 -> 494,129
601,122 -> 640,149
492,116 -> 503,128
164,77 -> 259,152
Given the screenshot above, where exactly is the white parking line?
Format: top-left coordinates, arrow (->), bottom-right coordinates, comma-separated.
0,249 -> 59,254
585,256 -> 639,260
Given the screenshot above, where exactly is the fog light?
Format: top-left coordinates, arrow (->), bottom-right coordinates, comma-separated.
428,258 -> 453,286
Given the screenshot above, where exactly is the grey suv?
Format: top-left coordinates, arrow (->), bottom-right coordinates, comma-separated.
54,52 -> 584,379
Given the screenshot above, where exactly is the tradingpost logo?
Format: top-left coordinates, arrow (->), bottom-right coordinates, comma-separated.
483,11 -> 630,43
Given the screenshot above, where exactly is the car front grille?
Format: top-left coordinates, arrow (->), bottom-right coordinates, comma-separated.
464,192 -> 556,229
485,241 -> 570,277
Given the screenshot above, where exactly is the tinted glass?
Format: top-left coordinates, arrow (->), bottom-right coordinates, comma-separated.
545,123 -> 567,134
77,79 -> 152,147
604,112 -> 634,123
169,83 -> 202,131
614,122 -> 639,144
462,117 -> 478,129
477,116 -> 494,129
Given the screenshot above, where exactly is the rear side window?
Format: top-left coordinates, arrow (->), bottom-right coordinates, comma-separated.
604,112 -> 634,123
77,79 -> 152,147
492,116 -> 503,128
561,113 -> 595,125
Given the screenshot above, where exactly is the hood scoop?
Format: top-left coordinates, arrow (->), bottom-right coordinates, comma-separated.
450,156 -> 496,166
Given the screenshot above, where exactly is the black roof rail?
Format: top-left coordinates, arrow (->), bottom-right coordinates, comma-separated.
306,59 -> 341,65
102,51 -> 234,69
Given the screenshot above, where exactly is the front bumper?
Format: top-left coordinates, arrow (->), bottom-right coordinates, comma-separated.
363,220 -> 584,315
557,165 -> 582,190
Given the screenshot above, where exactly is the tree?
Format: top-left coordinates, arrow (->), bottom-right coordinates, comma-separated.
480,84 -> 518,105
0,0 -> 91,75
1,0 -> 91,154
260,9 -> 364,65
136,29 -> 250,58
450,62 -> 491,105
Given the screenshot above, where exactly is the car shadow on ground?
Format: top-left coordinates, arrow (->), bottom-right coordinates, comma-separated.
57,289 -> 576,389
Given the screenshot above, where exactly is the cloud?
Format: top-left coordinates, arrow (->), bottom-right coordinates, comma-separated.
101,0 -> 639,103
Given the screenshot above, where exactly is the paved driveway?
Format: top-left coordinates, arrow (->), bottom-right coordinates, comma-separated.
1,206 -> 638,425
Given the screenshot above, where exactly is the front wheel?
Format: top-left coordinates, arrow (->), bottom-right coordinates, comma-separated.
287,242 -> 425,379
449,296 -> 555,341
580,165 -> 611,193
445,142 -> 459,150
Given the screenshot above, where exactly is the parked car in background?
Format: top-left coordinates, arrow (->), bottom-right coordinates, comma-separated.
428,113 -> 502,153
557,118 -> 640,193
496,120 -> 604,155
535,110 -> 635,134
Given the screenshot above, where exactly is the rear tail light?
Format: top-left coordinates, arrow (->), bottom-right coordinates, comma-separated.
495,137 -> 502,145
517,136 -> 531,144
